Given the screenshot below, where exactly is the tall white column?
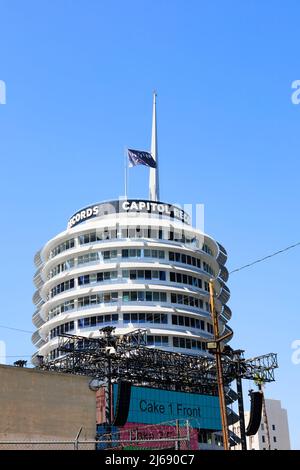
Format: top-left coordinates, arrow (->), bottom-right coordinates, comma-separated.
149,91 -> 160,201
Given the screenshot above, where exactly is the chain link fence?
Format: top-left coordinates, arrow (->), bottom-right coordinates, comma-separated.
0,441 -> 96,450
0,421 -> 194,450
96,420 -> 195,450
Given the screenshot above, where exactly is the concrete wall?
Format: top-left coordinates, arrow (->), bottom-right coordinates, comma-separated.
0,365 -> 96,441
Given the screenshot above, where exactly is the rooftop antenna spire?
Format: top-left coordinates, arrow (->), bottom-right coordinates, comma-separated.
149,91 -> 159,201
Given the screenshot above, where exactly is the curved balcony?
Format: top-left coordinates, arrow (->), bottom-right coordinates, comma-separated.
31,330 -> 46,348
34,271 -> 44,289
32,289 -> 43,306
218,264 -> 229,282
34,249 -> 43,268
222,324 -> 234,342
31,351 -> 44,366
32,309 -> 45,328
227,407 -> 239,426
217,281 -> 230,305
221,304 -> 232,322
224,386 -> 238,404
216,242 -> 227,266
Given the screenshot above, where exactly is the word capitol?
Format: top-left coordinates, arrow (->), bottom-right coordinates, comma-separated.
68,200 -> 191,228
122,200 -> 189,223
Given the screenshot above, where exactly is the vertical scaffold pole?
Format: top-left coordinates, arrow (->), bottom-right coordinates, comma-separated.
209,279 -> 230,450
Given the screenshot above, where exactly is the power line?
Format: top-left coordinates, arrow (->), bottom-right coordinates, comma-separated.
230,241 -> 300,274
0,325 -> 33,334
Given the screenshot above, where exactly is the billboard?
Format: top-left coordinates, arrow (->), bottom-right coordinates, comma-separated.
113,384 -> 221,430
119,422 -> 199,450
96,422 -> 199,450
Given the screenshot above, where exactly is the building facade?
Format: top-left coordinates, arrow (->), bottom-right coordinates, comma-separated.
96,383 -> 224,450
247,399 -> 291,450
32,198 -> 232,364
232,398 -> 291,450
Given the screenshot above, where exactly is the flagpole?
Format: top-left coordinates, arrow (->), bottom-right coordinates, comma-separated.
124,147 -> 128,199
149,90 -> 159,201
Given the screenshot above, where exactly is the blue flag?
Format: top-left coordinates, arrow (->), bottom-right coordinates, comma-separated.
128,148 -> 156,168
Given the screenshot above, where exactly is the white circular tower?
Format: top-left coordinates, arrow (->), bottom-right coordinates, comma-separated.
32,199 -> 232,364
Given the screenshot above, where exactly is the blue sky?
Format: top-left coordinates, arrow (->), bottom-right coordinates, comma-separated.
0,0 -> 300,448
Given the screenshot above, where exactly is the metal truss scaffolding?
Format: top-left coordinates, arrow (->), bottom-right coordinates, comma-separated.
38,328 -> 278,395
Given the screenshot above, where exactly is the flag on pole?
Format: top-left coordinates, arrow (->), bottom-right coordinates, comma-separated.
127,148 -> 157,168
